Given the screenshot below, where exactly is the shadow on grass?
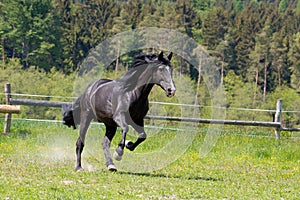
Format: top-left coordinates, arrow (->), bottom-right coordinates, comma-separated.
118,171 -> 222,182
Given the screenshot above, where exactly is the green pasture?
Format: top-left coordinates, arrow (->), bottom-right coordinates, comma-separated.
0,120 -> 299,199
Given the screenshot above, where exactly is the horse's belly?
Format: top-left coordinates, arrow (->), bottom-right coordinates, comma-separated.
97,116 -> 117,127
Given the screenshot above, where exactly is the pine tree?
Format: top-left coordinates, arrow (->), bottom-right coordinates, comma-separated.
232,2 -> 264,77
55,0 -> 118,71
202,7 -> 227,50
288,32 -> 300,91
249,22 -> 272,102
213,39 -> 230,84
121,0 -> 144,30
270,31 -> 289,87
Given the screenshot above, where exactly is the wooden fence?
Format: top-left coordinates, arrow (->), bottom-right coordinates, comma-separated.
2,83 -> 300,138
1,84 -> 21,134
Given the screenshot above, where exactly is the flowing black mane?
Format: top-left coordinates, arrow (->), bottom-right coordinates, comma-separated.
131,52 -> 171,68
131,53 -> 158,68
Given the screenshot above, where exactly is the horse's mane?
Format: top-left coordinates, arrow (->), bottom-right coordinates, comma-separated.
130,53 -> 158,68
131,52 -> 171,68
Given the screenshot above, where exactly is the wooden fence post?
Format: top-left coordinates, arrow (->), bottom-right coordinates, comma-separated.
4,83 -> 11,134
274,99 -> 282,139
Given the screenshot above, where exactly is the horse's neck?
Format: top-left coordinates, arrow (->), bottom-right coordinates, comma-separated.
132,66 -> 154,100
135,83 -> 154,101
142,83 -> 154,97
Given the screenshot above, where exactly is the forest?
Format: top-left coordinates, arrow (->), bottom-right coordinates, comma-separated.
0,0 -> 300,126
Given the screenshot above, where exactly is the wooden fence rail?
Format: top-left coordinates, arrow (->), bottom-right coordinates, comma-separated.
144,116 -> 282,128
10,98 -> 71,108
2,83 -> 300,138
0,105 -> 20,114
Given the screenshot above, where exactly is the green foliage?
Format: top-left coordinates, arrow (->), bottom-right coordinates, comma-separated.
279,0 -> 288,13
0,0 -> 63,70
267,86 -> 300,127
296,0 -> 300,13
0,59 -> 75,119
233,0 -> 243,11
1,0 -> 300,86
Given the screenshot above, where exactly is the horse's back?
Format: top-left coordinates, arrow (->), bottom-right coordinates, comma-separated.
88,79 -> 112,91
86,79 -> 117,124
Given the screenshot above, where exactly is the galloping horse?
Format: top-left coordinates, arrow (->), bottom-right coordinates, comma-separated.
63,52 -> 176,172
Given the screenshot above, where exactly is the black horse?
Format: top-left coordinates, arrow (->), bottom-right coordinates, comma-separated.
63,52 -> 175,172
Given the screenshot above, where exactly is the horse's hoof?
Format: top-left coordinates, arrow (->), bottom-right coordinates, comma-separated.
107,164 -> 117,172
113,151 -> 123,161
125,140 -> 135,151
125,140 -> 132,146
75,166 -> 84,172
125,140 -> 133,147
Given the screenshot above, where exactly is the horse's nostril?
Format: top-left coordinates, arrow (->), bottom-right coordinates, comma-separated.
167,88 -> 175,97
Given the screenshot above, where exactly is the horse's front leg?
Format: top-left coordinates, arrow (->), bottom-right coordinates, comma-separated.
113,112 -> 129,161
126,122 -> 147,151
102,124 -> 117,171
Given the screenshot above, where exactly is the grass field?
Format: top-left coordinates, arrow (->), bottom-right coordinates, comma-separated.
0,120 -> 300,199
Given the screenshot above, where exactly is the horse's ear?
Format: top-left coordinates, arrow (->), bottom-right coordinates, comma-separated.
167,52 -> 173,61
158,51 -> 164,61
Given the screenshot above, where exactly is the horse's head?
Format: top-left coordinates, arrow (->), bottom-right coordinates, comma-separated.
152,52 -> 176,97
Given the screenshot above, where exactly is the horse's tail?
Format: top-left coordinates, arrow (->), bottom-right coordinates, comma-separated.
62,95 -> 82,129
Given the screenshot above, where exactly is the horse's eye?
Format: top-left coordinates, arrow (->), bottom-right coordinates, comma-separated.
158,66 -> 164,72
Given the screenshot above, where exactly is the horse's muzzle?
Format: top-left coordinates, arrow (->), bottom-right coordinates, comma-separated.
166,88 -> 176,97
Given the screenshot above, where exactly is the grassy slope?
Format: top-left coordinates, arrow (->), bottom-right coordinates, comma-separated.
0,121 -> 299,199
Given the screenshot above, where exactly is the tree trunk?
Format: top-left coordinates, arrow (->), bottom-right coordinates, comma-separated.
253,68 -> 258,107
221,60 -> 224,84
277,65 -> 281,86
194,57 -> 202,116
2,38 -> 4,70
115,41 -> 120,71
263,56 -> 267,102
180,39 -> 184,77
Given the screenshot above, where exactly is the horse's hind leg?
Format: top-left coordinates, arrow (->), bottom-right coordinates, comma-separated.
75,111 -> 92,171
102,124 -> 117,171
